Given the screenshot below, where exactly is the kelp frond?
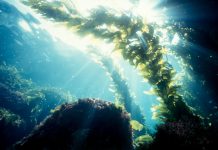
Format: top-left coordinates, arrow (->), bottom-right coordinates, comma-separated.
89,50 -> 146,136
22,0 -> 199,121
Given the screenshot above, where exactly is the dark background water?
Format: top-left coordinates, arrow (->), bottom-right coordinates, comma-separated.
162,0 -> 218,117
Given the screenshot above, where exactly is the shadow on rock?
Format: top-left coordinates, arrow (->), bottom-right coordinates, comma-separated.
14,98 -> 133,150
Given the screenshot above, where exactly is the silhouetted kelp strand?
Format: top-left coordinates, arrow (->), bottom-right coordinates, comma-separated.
23,0 -> 197,121
90,52 -> 146,136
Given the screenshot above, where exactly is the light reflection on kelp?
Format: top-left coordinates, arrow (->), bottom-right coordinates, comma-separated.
0,0 -> 218,149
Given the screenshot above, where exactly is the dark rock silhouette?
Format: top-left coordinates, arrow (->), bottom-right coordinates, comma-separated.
14,99 -> 133,150
136,119 -> 218,150
0,64 -> 70,149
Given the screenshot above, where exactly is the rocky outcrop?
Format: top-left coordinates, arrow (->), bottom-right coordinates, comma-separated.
15,99 -> 133,150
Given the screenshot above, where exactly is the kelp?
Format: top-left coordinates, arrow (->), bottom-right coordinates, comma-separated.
0,64 -> 32,92
0,107 -> 24,127
130,120 -> 144,131
159,21 -> 218,123
0,64 -> 74,124
22,0 -> 198,122
89,50 -> 146,137
135,134 -> 153,149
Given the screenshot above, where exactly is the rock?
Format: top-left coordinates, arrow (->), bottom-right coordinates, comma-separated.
14,98 -> 133,150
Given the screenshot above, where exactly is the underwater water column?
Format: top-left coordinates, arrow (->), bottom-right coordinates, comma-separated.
22,0 -> 198,122
1,0 -> 217,150
89,50 -> 146,136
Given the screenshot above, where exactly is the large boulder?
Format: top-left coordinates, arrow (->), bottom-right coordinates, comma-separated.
15,98 -> 133,150
137,119 -> 218,150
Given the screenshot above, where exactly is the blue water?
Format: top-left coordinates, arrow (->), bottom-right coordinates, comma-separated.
0,0 -> 161,131
1,2 -> 218,149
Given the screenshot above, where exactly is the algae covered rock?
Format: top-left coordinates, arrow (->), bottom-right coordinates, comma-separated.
0,108 -> 26,150
15,98 -> 133,150
137,119 -> 218,150
0,64 -> 73,149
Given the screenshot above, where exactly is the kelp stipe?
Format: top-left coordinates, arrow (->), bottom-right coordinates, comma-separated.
90,50 -> 146,137
22,0 -> 199,122
24,0 -> 148,136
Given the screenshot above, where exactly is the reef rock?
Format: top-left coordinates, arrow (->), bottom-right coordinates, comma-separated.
15,98 -> 133,150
